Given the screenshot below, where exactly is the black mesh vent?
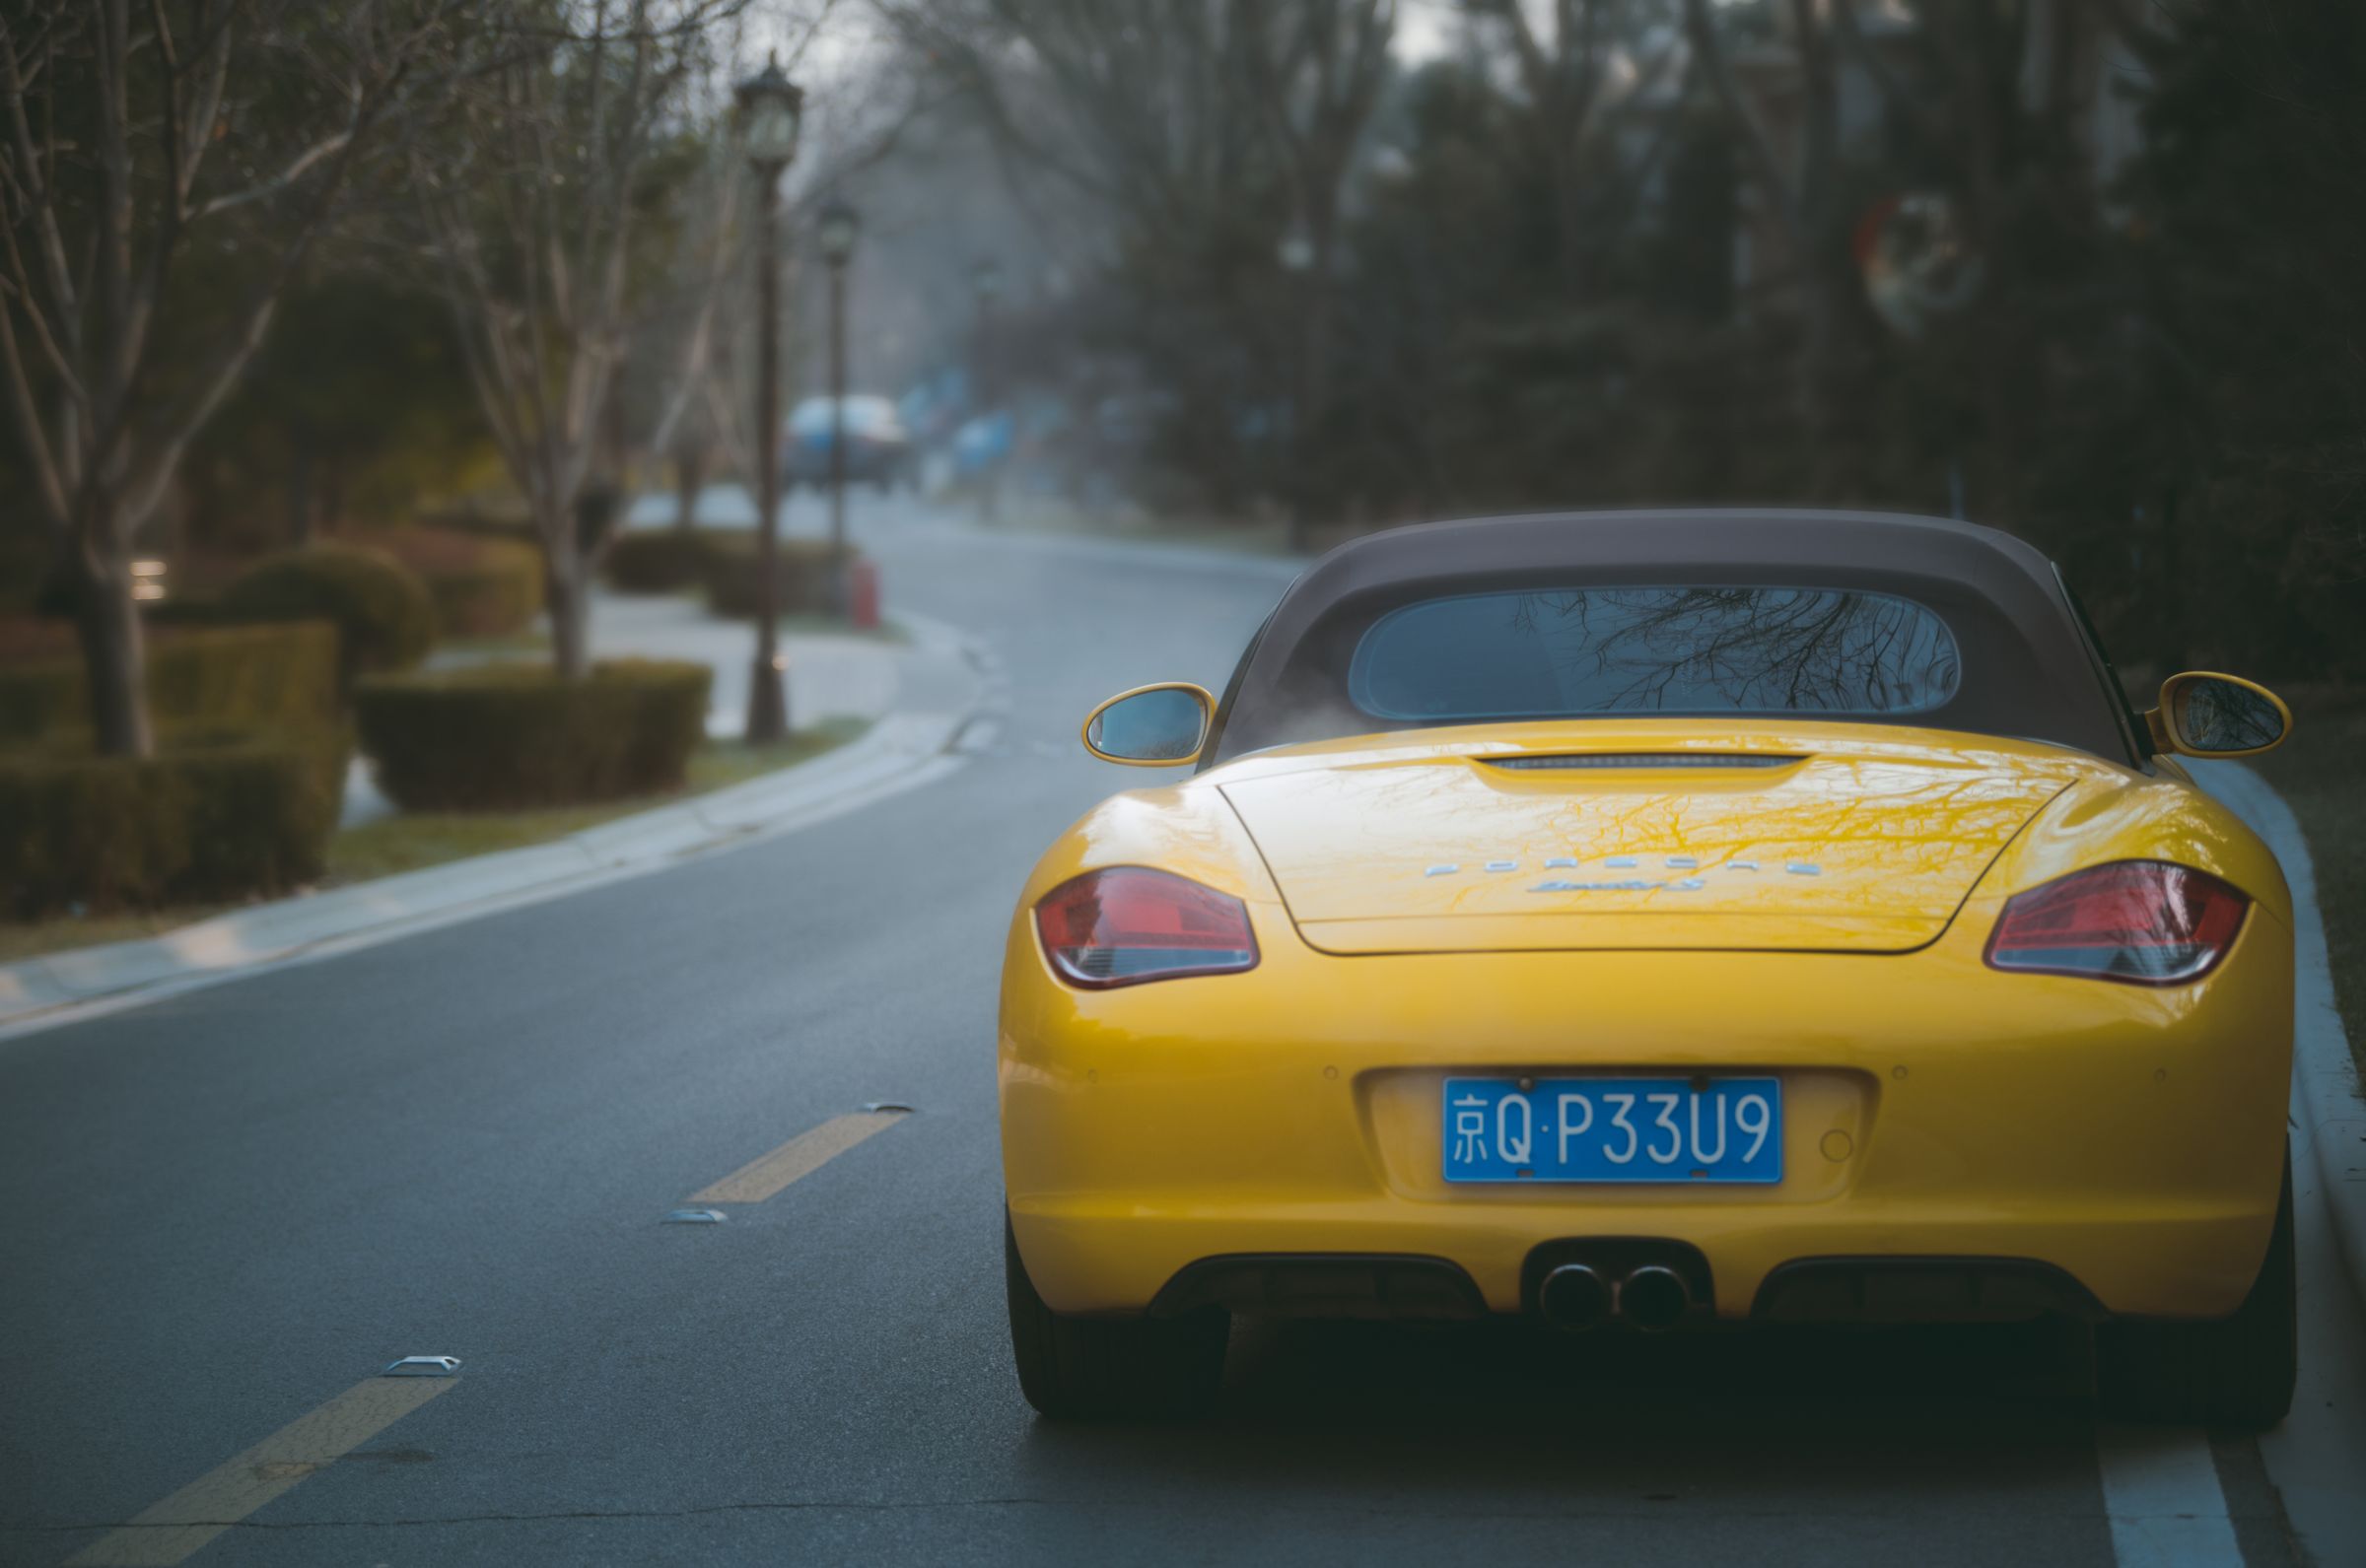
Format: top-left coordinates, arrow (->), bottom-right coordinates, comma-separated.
1483,753 -> 1803,772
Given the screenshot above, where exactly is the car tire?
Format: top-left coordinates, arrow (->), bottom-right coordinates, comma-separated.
2096,1150 -> 2296,1429
1005,1210 -> 1228,1419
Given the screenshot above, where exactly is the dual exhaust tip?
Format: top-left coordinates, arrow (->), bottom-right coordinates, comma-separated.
1539,1261 -> 1692,1332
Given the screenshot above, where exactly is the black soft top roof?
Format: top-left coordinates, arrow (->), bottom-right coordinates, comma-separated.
1206,509 -> 2139,766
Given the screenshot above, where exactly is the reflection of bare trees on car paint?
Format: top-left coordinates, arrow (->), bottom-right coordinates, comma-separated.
1512,588 -> 1960,715
1232,742 -> 2091,919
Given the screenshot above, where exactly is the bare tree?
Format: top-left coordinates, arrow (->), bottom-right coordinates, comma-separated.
1459,0 -> 1687,281
1681,0 -> 1874,467
1245,0 -> 1395,534
886,0 -> 1270,252
411,0 -> 755,681
0,0 -> 460,756
882,0 -> 1397,505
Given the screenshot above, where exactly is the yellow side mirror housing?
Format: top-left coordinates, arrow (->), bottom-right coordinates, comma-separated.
1082,683 -> 1216,767
2143,671 -> 2291,759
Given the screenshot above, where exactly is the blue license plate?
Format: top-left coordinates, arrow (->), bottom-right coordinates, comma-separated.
1442,1076 -> 1783,1184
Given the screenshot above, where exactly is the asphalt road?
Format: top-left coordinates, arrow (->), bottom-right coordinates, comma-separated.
3,499 -> 2361,1566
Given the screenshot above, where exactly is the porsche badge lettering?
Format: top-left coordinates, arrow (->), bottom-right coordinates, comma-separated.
1417,855 -> 1822,891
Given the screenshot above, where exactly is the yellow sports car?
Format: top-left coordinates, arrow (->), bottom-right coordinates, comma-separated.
998,510 -> 2296,1425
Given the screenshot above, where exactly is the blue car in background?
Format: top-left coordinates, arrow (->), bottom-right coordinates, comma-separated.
784,394 -> 915,491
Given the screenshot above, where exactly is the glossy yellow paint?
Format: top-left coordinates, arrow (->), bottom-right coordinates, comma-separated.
1219,723 -> 2092,953
999,718 -> 2294,1322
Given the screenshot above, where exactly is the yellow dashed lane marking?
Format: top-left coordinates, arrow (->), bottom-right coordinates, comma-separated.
65,1376 -> 454,1567
689,1111 -> 908,1204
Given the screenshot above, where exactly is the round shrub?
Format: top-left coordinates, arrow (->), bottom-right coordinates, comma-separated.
0,727 -> 346,917
603,528 -> 713,594
375,526 -> 545,639
355,658 -> 712,811
222,543 -> 434,687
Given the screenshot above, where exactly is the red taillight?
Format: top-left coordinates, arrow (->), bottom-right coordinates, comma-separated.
1034,867 -> 1259,989
1984,860 -> 2248,985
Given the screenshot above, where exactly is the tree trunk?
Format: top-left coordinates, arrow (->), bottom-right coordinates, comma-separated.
2154,483 -> 2189,671
288,444 -> 315,546
69,527 -> 155,759
673,442 -> 707,531
546,550 -> 591,681
319,463 -> 346,537
538,497 -> 591,681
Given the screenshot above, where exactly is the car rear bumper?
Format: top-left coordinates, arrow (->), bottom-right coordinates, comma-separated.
1009,1200 -> 2263,1323
1135,1251 -> 2105,1325
1000,907 -> 2294,1324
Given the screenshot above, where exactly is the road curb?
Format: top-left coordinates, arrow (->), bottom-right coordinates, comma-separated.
2191,759 -> 2366,1317
0,614 -> 996,1043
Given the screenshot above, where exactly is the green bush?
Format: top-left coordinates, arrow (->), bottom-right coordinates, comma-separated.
355,658 -> 711,811
0,728 -> 345,918
0,620 -> 340,746
375,527 -> 544,639
603,528 -> 713,594
700,534 -> 845,619
221,543 -> 434,687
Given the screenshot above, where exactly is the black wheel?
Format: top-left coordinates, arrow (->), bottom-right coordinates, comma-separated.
2097,1150 -> 2296,1429
1005,1210 -> 1228,1419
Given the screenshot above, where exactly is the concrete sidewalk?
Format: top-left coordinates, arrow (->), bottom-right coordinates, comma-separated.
2,610 -> 996,1042
588,589 -> 898,740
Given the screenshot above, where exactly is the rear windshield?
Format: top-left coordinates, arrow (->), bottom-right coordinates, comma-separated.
1349,586 -> 1961,722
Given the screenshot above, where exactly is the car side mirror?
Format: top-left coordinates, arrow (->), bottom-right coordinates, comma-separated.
1082,683 -> 1215,767
2144,671 -> 2291,758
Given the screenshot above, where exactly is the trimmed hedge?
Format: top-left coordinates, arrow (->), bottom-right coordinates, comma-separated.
0,728 -> 346,918
603,528 -> 712,594
222,544 -> 434,687
0,620 -> 340,746
374,526 -> 544,639
700,535 -> 845,619
355,658 -> 711,811
601,529 -> 860,615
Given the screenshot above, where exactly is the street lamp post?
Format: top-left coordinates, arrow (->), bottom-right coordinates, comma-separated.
816,198 -> 861,618
734,53 -> 803,745
971,258 -> 1004,525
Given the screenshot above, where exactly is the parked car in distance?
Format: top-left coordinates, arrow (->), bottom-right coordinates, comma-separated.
784,394 -> 914,491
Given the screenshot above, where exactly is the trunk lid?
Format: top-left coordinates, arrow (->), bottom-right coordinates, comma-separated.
1218,726 -> 2091,954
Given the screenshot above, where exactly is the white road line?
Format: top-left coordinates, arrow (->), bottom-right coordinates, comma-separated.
2097,1424 -> 2244,1568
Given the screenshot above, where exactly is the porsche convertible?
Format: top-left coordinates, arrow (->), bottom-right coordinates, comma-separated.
998,509 -> 2296,1426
